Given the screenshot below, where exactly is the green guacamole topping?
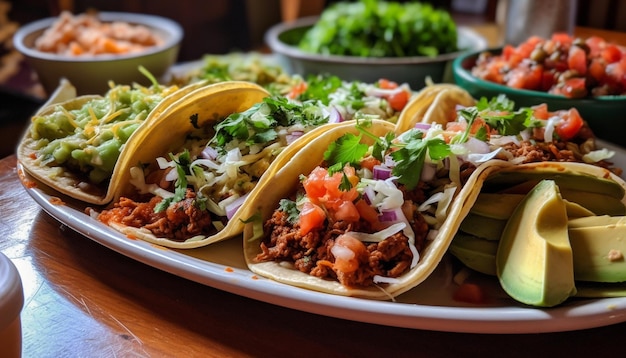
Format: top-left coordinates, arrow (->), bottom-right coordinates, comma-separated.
30,83 -> 179,184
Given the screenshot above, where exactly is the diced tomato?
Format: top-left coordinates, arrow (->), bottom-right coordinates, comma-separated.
588,58 -> 606,83
506,64 -> 542,90
586,36 -> 606,58
558,77 -> 588,98
501,44 -> 515,60
568,46 -> 587,75
602,44 -> 622,64
299,202 -> 326,235
355,199 -> 381,228
378,78 -> 398,89
334,200 -> 360,222
551,32 -> 573,47
540,70 -> 556,91
532,103 -> 550,120
555,108 -> 584,141
360,156 -> 381,172
387,90 -> 410,111
287,82 -> 307,99
303,167 -> 328,197
605,57 -> 626,88
453,283 -> 487,304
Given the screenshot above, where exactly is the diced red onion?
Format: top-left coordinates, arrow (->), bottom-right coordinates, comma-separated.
362,186 -> 375,205
286,131 -> 304,145
413,123 -> 431,131
225,193 -> 249,220
373,165 -> 392,180
379,209 -> 399,222
328,106 -> 343,123
201,146 -> 218,160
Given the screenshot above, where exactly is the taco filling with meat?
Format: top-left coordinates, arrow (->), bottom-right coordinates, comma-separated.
243,93 -> 619,296
97,86 -> 399,246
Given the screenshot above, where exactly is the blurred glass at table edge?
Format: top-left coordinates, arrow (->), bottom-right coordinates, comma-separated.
498,0 -> 577,46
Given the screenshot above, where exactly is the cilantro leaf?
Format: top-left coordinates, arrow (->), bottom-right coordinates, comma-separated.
391,131 -> 450,190
323,133 -> 368,168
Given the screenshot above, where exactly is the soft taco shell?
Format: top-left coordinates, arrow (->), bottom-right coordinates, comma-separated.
240,119 -> 497,299
17,79 -> 209,205
396,84 -> 475,133
104,81 -> 278,249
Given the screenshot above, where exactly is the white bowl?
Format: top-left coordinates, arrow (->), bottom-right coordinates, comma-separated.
265,16 -> 487,89
0,253 -> 23,358
13,12 -> 183,96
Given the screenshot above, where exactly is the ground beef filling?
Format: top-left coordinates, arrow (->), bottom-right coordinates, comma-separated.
98,189 -> 215,241
498,139 -> 621,175
256,207 -> 429,288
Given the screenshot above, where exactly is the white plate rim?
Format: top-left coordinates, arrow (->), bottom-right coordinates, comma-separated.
18,138 -> 626,334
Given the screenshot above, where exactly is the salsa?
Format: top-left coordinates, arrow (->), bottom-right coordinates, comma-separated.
471,33 -> 626,98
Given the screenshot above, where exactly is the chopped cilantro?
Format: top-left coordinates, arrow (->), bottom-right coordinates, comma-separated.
210,96 -> 326,147
154,152 -> 190,213
460,95 -> 532,137
278,199 -> 300,224
297,75 -> 343,105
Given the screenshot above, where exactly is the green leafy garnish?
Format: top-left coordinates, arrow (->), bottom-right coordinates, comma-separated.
298,0 -> 457,58
210,96 -> 326,148
391,130 -> 451,190
154,151 -> 192,213
323,132 -> 369,169
278,199 -> 300,224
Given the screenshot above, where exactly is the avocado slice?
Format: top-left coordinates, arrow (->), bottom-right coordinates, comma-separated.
496,180 -> 576,307
471,193 -> 596,220
471,193 -> 525,220
459,213 -> 507,241
569,223 -> 626,282
452,215 -> 626,284
450,234 -> 498,276
568,215 -> 626,229
559,189 -> 626,216
483,168 -> 625,199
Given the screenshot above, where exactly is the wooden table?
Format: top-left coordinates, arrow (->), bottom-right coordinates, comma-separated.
4,24 -> 626,358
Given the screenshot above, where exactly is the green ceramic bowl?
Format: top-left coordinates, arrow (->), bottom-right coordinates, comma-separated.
265,16 -> 487,90
452,48 -> 626,146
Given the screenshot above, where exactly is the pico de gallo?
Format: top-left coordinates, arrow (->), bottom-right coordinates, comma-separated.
471,33 -> 626,98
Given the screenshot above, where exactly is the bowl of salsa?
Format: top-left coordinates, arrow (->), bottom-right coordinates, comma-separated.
13,11 -> 183,96
452,33 -> 626,146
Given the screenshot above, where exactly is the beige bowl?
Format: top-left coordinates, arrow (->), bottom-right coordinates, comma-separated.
265,16 -> 487,89
13,12 -> 183,96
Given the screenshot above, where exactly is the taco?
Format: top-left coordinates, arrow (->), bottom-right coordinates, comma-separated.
396,83 -> 475,133
17,76 -> 209,205
95,77 -> 414,249
241,90 -> 622,299
241,119 -> 494,298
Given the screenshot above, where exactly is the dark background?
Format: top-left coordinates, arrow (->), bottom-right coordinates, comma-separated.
1,0 -> 624,158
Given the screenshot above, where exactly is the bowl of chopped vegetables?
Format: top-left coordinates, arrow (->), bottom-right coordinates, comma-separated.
452,33 -> 626,146
265,1 -> 487,89
13,11 -> 183,96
